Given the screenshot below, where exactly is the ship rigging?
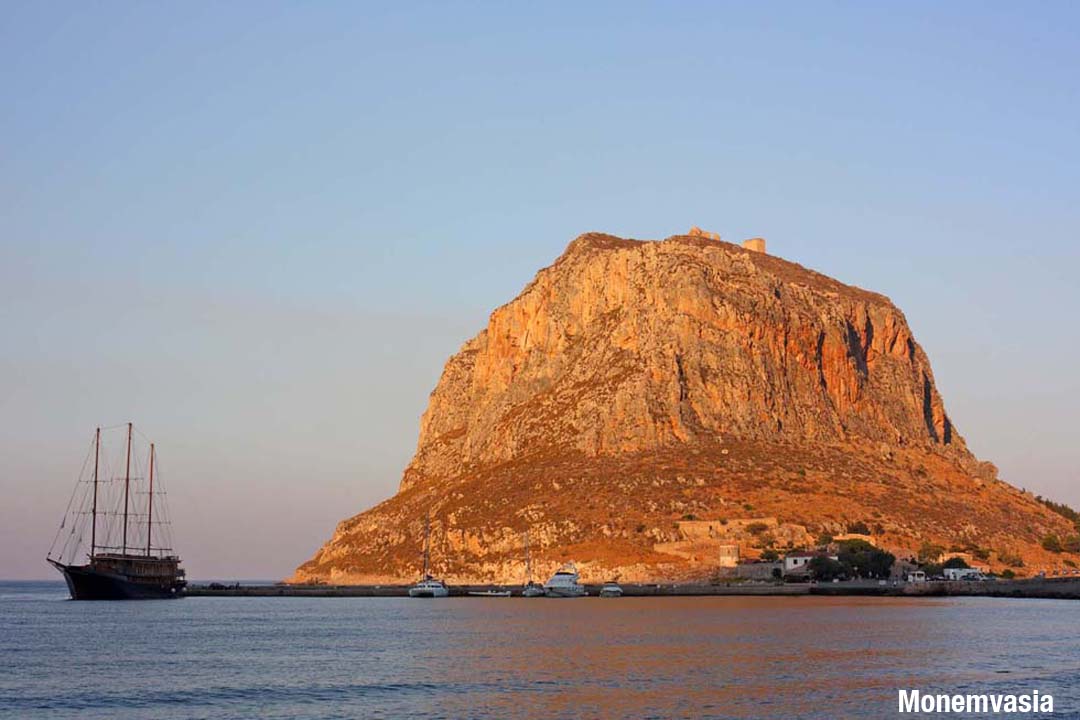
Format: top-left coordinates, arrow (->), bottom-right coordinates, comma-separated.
46,423 -> 185,600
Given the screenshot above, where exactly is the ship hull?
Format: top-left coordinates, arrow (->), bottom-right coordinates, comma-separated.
50,561 -> 184,600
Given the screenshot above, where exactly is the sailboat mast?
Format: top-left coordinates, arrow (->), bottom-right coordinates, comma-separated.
122,422 -> 132,555
90,427 -> 100,557
423,517 -> 431,578
146,443 -> 154,557
525,531 -> 532,584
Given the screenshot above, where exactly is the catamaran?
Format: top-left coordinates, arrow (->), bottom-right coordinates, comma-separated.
408,516 -> 449,598
46,424 -> 186,600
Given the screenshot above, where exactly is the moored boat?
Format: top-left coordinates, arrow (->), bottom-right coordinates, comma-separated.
409,516 -> 449,598
521,530 -> 545,597
543,562 -> 586,598
467,589 -> 511,597
46,424 -> 186,600
522,582 -> 546,597
599,581 -> 624,598
409,578 -> 449,598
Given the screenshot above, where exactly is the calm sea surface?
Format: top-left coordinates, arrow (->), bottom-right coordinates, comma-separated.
1,581 -> 1077,719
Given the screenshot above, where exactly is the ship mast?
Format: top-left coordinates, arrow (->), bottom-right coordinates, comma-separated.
122,421 -> 132,556
525,531 -> 533,584
423,516 -> 431,579
146,442 -> 154,557
90,427 -> 100,557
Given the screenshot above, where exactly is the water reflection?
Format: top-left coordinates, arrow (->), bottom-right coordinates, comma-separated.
405,597 -> 1078,718
1,584 -> 1077,719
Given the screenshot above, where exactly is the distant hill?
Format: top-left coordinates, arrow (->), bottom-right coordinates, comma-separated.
292,230 -> 1077,584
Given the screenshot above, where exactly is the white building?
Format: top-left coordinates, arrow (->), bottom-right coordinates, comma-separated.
784,551 -> 838,575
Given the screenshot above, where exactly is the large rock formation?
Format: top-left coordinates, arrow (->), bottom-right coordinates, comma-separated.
292,232 -> 1076,584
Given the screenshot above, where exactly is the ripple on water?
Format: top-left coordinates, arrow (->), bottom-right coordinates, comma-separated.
1,587 -> 1078,719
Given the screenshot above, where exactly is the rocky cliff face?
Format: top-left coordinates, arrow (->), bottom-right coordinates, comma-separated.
292,232 -> 1075,584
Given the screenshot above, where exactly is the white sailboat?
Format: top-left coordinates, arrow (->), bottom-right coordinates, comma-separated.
543,562 -> 586,598
522,584 -> 546,598
521,531 -> 545,597
408,517 -> 449,598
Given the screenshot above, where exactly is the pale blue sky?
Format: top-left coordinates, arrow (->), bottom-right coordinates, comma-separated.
2,2 -> 1078,579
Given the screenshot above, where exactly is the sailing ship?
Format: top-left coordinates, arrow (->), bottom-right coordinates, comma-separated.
46,424 -> 186,600
521,530 -> 545,597
408,516 -> 449,598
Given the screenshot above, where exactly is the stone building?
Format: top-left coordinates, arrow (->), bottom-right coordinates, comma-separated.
741,237 -> 766,253
718,543 -> 739,568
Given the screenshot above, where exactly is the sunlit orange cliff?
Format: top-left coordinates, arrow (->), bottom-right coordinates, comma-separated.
291,230 -> 1078,584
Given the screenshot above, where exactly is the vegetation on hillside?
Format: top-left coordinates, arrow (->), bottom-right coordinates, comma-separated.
918,542 -> 946,563
804,539 -> 895,581
807,556 -> 846,581
1042,534 -> 1063,553
1036,496 -> 1080,532
836,539 -> 895,578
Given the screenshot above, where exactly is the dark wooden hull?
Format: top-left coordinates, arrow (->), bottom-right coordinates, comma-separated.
50,560 -> 185,600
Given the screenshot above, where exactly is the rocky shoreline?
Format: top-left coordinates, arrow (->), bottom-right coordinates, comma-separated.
187,577 -> 1080,599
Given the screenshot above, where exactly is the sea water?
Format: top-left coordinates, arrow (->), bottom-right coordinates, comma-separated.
1,581 -> 1077,719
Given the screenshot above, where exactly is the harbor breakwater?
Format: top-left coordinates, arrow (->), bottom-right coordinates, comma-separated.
186,583 -> 811,597
186,577 -> 1080,599
899,576 -> 1080,600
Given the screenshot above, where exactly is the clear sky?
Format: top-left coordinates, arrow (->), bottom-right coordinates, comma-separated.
3,2 -> 1078,579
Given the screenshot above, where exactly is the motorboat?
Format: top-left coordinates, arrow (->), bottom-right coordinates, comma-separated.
466,589 -> 511,597
543,562 -> 586,598
599,581 -> 623,598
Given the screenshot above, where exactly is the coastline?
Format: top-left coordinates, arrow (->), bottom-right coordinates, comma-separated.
184,576 -> 1080,599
